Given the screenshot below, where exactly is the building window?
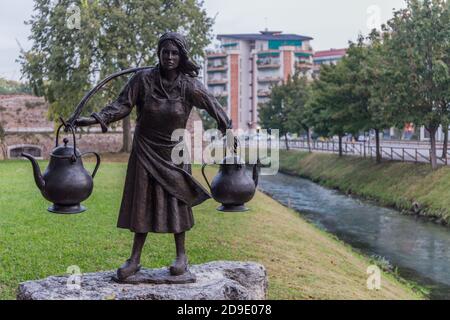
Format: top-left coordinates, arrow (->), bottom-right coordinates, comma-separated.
8,145 -> 43,159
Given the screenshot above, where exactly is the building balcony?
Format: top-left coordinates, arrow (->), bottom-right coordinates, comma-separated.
207,78 -> 228,85
213,92 -> 228,98
295,62 -> 313,70
257,76 -> 282,84
206,52 -> 228,59
257,50 -> 281,58
207,65 -> 228,72
294,49 -> 314,57
257,62 -> 281,69
257,90 -> 271,97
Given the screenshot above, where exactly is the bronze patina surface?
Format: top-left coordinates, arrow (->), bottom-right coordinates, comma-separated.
74,32 -> 232,282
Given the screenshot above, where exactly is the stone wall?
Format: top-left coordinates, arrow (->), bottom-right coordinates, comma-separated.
0,94 -> 204,160
3,131 -> 126,160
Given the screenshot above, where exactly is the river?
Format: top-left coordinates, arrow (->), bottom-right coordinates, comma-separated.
257,171 -> 450,299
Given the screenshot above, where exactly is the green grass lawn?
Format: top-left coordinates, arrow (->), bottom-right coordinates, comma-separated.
280,150 -> 450,224
0,158 -> 424,299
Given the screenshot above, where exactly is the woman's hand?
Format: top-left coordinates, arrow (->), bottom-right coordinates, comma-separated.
74,116 -> 98,127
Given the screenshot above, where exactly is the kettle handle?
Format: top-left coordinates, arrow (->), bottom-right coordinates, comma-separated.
55,120 -> 77,159
81,152 -> 101,178
66,66 -> 153,128
201,163 -> 212,191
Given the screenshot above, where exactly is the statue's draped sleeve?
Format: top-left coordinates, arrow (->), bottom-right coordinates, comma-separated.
91,72 -> 142,131
187,79 -> 232,135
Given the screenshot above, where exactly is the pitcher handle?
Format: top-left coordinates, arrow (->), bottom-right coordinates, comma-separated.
201,163 -> 212,191
56,118 -> 77,159
81,152 -> 101,178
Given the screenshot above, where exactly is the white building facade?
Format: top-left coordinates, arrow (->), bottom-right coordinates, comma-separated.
204,31 -> 314,132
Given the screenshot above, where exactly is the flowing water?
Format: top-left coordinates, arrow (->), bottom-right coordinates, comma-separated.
257,172 -> 450,299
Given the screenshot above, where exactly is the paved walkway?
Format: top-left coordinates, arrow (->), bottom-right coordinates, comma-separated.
286,139 -> 450,165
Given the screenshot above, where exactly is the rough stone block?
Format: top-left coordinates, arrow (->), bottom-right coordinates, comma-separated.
17,261 -> 267,300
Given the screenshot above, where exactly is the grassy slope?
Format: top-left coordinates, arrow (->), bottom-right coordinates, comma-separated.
0,159 -> 422,299
280,150 -> 450,224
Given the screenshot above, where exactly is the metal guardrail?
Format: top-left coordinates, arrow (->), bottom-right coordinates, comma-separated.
286,139 -> 450,165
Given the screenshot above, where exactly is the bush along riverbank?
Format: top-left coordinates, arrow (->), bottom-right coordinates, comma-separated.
279,150 -> 450,225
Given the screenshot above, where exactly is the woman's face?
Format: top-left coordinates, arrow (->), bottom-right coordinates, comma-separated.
159,41 -> 180,71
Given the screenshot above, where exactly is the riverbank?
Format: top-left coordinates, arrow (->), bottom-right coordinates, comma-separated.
0,158 -> 423,299
280,150 -> 450,225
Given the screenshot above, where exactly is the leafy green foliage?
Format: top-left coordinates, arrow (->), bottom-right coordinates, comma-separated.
381,0 -> 450,168
258,83 -> 290,137
275,0 -> 449,168
284,76 -> 311,136
0,78 -> 32,95
307,62 -> 360,139
20,0 -> 214,120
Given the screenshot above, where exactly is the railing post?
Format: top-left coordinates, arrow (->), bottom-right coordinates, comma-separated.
363,141 -> 366,158
415,149 -> 418,163
402,148 -> 405,162
391,147 -> 393,160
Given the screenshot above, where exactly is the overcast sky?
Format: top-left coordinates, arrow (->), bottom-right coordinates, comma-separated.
0,0 -> 407,81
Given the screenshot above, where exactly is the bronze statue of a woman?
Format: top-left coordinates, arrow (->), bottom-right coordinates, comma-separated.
74,32 -> 232,280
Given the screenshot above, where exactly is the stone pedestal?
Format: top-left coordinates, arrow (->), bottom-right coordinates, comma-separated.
17,261 -> 267,300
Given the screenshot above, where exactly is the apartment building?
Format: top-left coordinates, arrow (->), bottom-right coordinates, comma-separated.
204,31 -> 314,132
312,48 -> 347,76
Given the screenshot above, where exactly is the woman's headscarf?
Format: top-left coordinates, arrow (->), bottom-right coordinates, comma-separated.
157,32 -> 200,78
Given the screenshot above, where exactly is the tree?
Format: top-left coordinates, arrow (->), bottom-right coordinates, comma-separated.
364,31 -> 394,163
283,75 -> 312,151
383,0 -> 450,169
0,122 -> 6,159
307,62 -> 364,157
258,83 -> 291,150
20,0 -> 214,152
343,33 -> 399,164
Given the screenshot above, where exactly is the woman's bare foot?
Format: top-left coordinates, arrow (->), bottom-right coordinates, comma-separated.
169,254 -> 188,276
117,259 -> 141,280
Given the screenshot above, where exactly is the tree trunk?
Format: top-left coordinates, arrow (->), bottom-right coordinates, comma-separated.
285,133 -> 290,151
121,116 -> 132,153
375,128 -> 381,164
0,143 -> 6,160
442,125 -> 448,159
428,126 -> 438,170
338,135 -> 343,157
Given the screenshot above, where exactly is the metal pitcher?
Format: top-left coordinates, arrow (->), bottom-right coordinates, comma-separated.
22,121 -> 100,214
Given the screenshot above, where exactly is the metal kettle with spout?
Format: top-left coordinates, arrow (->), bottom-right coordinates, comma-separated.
21,67 -> 152,214
201,138 -> 260,212
22,121 -> 101,214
